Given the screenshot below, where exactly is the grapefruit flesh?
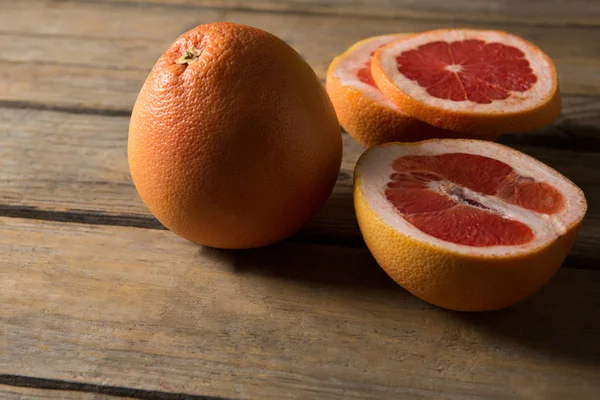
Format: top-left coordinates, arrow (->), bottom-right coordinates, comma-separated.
371,29 -> 561,134
395,40 -> 537,104
354,139 -> 587,311
128,22 -> 342,249
386,152 -> 566,247
325,34 -> 498,147
356,51 -> 378,87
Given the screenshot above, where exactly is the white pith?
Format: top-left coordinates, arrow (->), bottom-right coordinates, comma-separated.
444,64 -> 463,73
376,30 -> 556,114
333,34 -> 410,108
357,140 -> 587,256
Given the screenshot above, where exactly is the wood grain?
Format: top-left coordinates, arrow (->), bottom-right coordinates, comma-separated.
0,376 -> 228,400
0,385 -> 135,400
1,0 -> 600,114
1,107 -> 599,263
2,217 -> 599,400
2,0 -> 599,398
72,0 -> 600,27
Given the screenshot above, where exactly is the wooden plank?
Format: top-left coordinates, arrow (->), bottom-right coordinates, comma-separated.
1,217 -> 599,399
1,0 -> 600,114
1,107 -> 599,262
73,0 -> 600,27
0,384 -> 135,400
0,62 -> 140,115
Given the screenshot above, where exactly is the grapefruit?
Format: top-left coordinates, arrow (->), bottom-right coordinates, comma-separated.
371,29 -> 562,135
354,139 -> 586,311
326,34 -> 486,147
128,22 -> 342,249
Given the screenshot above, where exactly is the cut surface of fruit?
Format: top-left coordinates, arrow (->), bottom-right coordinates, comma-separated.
326,34 -> 498,147
371,29 -> 561,134
386,152 -> 567,247
395,41 -> 537,104
354,139 -> 586,311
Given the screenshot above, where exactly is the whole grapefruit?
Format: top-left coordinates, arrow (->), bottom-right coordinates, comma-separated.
128,22 -> 342,249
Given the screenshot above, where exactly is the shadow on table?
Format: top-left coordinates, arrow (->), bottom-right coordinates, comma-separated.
497,116 -> 600,151
203,241 -> 599,364
453,267 -> 600,366
199,178 -> 395,289
201,239 -> 399,291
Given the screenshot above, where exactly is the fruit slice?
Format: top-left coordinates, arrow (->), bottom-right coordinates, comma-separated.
326,34 -> 499,147
371,29 -> 561,135
354,139 -> 586,311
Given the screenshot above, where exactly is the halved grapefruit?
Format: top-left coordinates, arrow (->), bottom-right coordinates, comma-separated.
326,34 -> 499,147
354,139 -> 586,311
371,29 -> 561,135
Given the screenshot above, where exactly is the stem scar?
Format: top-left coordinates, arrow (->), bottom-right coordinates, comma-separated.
176,46 -> 203,65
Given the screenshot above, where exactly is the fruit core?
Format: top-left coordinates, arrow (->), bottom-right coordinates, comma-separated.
384,152 -> 565,247
395,40 -> 537,104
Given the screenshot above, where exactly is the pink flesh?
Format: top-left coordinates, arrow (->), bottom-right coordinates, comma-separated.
385,153 -> 565,247
357,51 -> 378,87
357,65 -> 377,87
395,40 -> 537,104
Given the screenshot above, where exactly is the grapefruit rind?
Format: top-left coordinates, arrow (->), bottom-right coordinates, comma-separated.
354,139 -> 586,311
371,29 -> 562,134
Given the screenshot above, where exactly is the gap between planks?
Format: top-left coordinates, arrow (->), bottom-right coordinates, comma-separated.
0,375 -> 229,400
1,94 -> 599,148
0,100 -> 132,118
0,204 -> 367,249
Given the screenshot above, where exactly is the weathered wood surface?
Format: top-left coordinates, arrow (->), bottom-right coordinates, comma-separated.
2,0 -> 600,398
1,107 -> 599,266
2,0 -> 600,116
2,217 -> 599,400
0,384 -> 135,400
86,0 -> 600,27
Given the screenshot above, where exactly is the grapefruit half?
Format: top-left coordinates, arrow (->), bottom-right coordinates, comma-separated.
326,34 -> 479,146
354,139 -> 586,311
371,29 -> 561,135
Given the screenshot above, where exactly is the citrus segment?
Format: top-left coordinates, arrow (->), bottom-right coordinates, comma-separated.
497,179 -> 565,214
325,34 -> 499,147
356,54 -> 378,87
371,29 -> 561,134
354,139 -> 587,311
405,206 -> 535,247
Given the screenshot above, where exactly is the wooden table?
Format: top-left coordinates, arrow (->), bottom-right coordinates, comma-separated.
2,1 -> 600,399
